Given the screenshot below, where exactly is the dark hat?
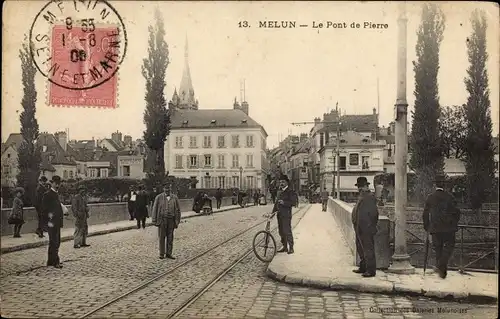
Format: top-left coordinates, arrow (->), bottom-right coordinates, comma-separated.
51,175 -> 62,183
355,177 -> 370,187
279,174 -> 290,183
39,176 -> 48,182
13,187 -> 25,194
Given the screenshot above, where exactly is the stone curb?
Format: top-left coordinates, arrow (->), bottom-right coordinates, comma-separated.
266,266 -> 497,303
1,204 -> 251,254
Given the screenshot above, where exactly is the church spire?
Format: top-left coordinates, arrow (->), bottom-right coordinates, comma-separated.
178,35 -> 197,110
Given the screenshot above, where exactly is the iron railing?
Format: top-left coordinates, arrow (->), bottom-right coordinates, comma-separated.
390,221 -> 498,274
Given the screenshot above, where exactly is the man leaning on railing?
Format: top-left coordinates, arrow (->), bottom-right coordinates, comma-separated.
423,174 -> 461,279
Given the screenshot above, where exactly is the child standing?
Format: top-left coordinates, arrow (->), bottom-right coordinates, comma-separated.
9,187 -> 25,238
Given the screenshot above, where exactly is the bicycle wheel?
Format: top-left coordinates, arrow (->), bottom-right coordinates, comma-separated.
252,230 -> 277,262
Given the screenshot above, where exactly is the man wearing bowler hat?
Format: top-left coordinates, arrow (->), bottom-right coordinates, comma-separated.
272,174 -> 295,254
351,176 -> 379,277
423,174 -> 461,279
42,175 -> 64,268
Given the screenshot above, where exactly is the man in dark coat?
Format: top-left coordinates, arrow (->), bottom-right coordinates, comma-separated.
35,176 -> 48,238
42,175 -> 64,268
321,190 -> 329,211
215,188 -> 223,209
423,175 -> 461,279
352,176 -> 379,277
272,175 -> 295,254
135,185 -> 149,229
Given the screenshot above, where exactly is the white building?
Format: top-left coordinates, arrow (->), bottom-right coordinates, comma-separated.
318,130 -> 385,200
163,38 -> 268,191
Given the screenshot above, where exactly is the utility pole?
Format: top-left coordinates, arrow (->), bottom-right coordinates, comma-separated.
387,1 -> 415,275
335,103 -> 341,199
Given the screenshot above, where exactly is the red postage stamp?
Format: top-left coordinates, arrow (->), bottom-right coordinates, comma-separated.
47,24 -> 121,108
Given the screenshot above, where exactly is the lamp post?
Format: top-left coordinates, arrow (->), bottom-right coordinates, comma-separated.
239,166 -> 243,190
387,2 -> 415,274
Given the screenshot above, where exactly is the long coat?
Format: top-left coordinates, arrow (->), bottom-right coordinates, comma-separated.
42,189 -> 64,228
151,193 -> 181,227
71,194 -> 89,227
272,187 -> 295,217
9,197 -> 24,224
351,191 -> 379,235
423,189 -> 461,234
134,191 -> 149,219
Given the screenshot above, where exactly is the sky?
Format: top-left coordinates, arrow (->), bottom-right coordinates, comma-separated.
2,1 -> 499,149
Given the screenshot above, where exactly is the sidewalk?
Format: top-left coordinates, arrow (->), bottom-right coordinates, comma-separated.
266,204 -> 498,302
1,204 -> 250,254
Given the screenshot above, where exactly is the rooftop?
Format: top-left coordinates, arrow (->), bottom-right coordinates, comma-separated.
170,109 -> 267,136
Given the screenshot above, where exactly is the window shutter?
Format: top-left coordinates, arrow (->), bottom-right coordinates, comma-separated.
187,156 -> 190,168
199,155 -> 202,168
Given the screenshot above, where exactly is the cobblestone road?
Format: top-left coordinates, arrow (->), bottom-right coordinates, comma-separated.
0,204 -> 290,318
179,253 -> 497,319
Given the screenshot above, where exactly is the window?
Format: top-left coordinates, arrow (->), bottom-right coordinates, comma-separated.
246,154 -> 253,167
69,170 -> 74,179
175,136 -> 183,148
175,155 -> 183,169
204,176 -> 211,188
218,154 -> 225,168
362,156 -> 370,170
246,135 -> 254,147
232,176 -> 239,188
232,135 -> 240,148
349,153 -> 359,166
388,147 -> 392,158
63,170 -> 68,179
320,133 -> 324,148
218,176 -> 225,189
339,156 -> 346,170
189,155 -> 198,168
100,168 -> 108,177
204,154 -> 212,167
246,176 -> 254,189
189,136 -> 197,148
7,153 -> 10,158
203,136 -> 212,148
88,168 -> 97,177
232,155 -> 239,168
217,136 -> 225,148
123,166 -> 130,177
2,164 -> 11,175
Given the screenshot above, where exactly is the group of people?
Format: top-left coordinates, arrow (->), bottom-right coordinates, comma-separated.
124,185 -> 152,229
351,175 -> 461,279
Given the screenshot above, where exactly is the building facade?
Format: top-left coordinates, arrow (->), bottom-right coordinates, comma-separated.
163,37 -> 268,191
318,130 -> 385,200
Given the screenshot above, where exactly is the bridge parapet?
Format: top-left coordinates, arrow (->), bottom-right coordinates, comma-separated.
327,197 -> 391,269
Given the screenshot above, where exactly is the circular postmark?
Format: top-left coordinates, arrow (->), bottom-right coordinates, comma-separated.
29,0 -> 128,91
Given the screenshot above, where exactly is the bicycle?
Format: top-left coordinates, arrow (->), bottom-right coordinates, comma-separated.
252,211 -> 277,262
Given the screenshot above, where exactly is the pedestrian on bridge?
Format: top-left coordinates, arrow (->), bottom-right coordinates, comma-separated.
151,183 -> 181,260
35,176 -> 48,238
135,185 -> 149,229
273,174 -> 295,254
42,176 -> 64,269
72,185 -> 90,249
351,176 -> 379,278
215,188 -> 223,209
423,175 -> 461,279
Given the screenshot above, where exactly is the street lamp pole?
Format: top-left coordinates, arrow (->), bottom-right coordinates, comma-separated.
239,166 -> 243,190
387,2 -> 415,274
336,120 -> 341,199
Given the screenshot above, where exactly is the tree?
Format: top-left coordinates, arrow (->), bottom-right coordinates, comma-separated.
409,3 -> 446,203
463,10 -> 495,213
439,105 -> 468,159
142,8 -> 171,188
16,38 -> 42,207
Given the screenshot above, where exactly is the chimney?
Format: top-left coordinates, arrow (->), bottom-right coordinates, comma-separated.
54,131 -> 67,151
124,135 -> 132,146
240,101 -> 249,115
233,97 -> 240,110
373,107 -> 377,115
300,133 -> 308,143
389,121 -> 395,135
314,117 -> 320,124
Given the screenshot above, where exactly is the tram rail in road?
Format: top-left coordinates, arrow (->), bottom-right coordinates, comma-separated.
78,204 -> 312,319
